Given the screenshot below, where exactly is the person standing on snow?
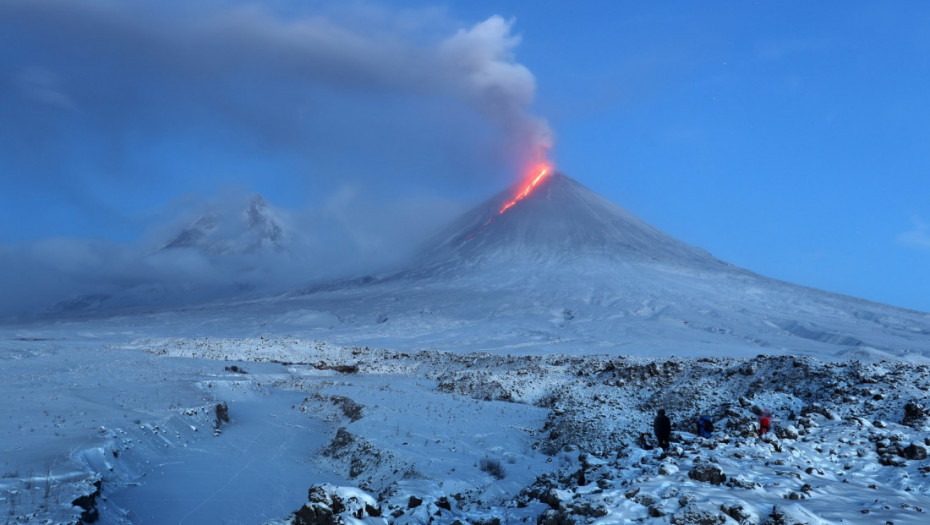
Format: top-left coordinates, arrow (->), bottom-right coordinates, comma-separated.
654,409 -> 671,450
697,415 -> 714,438
758,409 -> 772,437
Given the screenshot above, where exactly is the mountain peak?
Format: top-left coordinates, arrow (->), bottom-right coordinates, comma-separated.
418,172 -> 724,270
160,194 -> 287,255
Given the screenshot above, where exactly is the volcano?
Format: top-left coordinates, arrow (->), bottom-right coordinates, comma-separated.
21,173 -> 930,360
419,171 -> 727,270
276,172 -> 930,360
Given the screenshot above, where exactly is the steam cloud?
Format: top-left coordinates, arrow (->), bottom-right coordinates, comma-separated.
0,0 -> 552,316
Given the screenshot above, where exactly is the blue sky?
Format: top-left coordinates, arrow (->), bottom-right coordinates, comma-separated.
2,0 -> 929,313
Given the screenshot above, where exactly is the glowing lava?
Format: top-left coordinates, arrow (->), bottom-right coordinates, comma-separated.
498,164 -> 550,215
463,163 -> 553,241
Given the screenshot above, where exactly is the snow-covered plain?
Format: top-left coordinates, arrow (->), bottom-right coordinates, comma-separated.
2,173 -> 930,524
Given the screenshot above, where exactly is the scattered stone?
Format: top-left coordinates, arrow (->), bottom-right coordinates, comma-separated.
215,402 -> 230,426
902,443 -> 928,460
902,401 -> 927,427
689,464 -> 726,485
671,503 -> 725,524
720,503 -> 751,523
292,484 -> 382,525
776,425 -> 799,440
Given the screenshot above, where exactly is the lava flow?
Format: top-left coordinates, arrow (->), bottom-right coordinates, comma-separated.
463,163 -> 553,241
498,164 -> 550,215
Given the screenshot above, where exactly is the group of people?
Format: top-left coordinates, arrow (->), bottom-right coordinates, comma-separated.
649,408 -> 772,451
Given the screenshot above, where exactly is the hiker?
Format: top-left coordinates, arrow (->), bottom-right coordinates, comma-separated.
654,409 -> 671,450
758,409 -> 772,437
697,415 -> 714,438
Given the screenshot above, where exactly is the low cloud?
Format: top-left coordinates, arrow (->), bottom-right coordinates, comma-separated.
0,189 -> 468,317
897,217 -> 930,249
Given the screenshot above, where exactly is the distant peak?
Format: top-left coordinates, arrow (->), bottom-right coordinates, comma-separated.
160,194 -> 287,255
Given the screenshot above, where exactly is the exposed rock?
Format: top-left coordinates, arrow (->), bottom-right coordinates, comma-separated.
536,509 -> 576,525
215,402 -> 230,426
720,503 -> 751,523
670,504 -> 725,524
776,425 -> 799,440
292,484 -> 383,525
902,401 -> 927,427
72,479 -> 102,524
688,464 -> 726,485
902,443 -> 928,460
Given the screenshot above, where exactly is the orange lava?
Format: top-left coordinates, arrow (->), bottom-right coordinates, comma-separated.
499,165 -> 550,215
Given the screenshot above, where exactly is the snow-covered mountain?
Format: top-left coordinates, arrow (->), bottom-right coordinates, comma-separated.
417,171 -> 725,270
160,194 -> 288,255
266,172 -> 930,361
22,172 -> 930,359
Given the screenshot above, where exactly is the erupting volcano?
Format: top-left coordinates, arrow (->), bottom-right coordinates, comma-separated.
498,164 -> 551,215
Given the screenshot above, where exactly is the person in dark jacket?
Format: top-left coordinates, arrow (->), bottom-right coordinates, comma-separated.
654,409 -> 671,450
697,415 -> 714,438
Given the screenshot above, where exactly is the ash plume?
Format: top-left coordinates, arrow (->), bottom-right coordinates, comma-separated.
0,0 -> 554,315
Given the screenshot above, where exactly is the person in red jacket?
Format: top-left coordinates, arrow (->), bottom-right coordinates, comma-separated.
758,409 -> 772,436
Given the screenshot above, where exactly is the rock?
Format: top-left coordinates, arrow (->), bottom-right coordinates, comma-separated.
720,503 -> 751,523
659,461 -> 680,475
215,402 -> 230,426
902,401 -> 927,427
688,464 -> 727,485
537,509 -> 574,525
901,443 -> 928,460
71,479 -> 102,524
293,484 -> 383,525
776,425 -> 799,440
670,503 -> 725,524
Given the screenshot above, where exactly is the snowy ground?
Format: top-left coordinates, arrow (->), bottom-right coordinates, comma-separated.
2,331 -> 929,524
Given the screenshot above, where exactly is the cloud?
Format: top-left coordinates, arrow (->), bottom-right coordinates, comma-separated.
14,66 -> 77,110
0,1 -> 553,315
898,217 -> 930,249
0,0 -> 550,191
0,188 -> 468,317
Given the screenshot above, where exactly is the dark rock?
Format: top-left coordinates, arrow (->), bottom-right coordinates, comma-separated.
902,443 -> 928,460
215,402 -> 230,425
537,509 -> 574,525
408,495 -> 423,509
72,479 -> 102,524
293,484 -> 380,525
720,503 -> 751,523
688,464 -> 727,485
902,401 -> 927,427
330,396 -> 364,422
671,504 -> 725,524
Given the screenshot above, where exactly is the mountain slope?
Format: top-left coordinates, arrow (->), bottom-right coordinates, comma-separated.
14,172 -> 930,361
418,172 -> 726,271
270,172 -> 930,360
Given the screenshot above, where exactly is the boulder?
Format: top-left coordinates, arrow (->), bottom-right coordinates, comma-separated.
902,443 -> 928,461
902,401 -> 927,427
688,464 -> 726,485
